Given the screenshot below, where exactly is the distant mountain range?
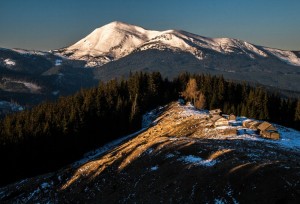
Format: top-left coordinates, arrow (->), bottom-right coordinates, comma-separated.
1,21 -> 300,113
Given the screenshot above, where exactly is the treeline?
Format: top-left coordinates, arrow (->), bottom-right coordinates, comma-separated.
176,73 -> 300,128
0,72 -> 299,186
0,72 -> 176,186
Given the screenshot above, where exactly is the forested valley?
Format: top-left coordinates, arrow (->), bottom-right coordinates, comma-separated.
1,72 -> 300,186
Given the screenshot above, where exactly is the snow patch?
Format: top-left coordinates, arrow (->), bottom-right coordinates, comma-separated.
165,153 -> 175,158
55,59 -> 62,66
4,59 -> 15,66
22,81 -> 41,92
179,155 -> 217,167
150,165 -> 159,171
41,182 -> 51,189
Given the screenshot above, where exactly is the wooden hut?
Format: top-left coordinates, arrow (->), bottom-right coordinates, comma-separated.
260,130 -> 280,140
257,122 -> 280,140
242,120 -> 261,130
257,122 -> 277,132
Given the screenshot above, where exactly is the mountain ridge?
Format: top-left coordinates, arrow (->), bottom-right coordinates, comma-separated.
56,21 -> 300,67
1,21 -> 300,116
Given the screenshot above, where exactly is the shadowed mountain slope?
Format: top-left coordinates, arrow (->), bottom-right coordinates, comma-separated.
1,102 -> 299,203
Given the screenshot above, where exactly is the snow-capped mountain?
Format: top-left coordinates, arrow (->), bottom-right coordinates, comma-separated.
57,21 -> 300,67
57,21 -> 161,67
1,21 -> 300,115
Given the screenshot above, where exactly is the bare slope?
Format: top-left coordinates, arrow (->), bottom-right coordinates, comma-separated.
1,102 -> 300,203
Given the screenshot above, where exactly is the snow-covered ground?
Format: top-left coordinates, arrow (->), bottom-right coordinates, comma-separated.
263,47 -> 300,66
176,103 -> 300,151
150,165 -> 159,171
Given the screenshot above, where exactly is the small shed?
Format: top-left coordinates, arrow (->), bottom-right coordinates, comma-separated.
209,109 -> 222,116
242,120 -> 261,130
257,122 -> 280,140
260,130 -> 280,140
211,115 -> 229,127
228,114 -> 236,121
257,122 -> 277,132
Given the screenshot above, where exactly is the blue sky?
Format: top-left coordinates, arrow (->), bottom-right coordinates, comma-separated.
0,0 -> 299,50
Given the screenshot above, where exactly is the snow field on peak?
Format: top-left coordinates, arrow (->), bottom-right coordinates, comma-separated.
66,21 -> 161,62
263,47 -> 300,66
61,22 -> 300,67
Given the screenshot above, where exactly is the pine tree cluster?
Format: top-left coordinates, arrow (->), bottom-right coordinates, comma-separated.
0,72 -> 299,186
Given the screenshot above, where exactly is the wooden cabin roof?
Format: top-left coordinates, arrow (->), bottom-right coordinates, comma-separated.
257,122 -> 273,131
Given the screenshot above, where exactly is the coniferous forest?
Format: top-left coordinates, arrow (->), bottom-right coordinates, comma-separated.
0,72 -> 300,186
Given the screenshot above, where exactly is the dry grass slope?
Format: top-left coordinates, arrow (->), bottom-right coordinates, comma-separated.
0,102 -> 299,203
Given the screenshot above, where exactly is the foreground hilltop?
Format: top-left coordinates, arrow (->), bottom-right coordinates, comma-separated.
1,102 -> 300,203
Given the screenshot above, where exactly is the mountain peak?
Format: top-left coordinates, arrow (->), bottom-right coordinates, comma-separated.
100,21 -> 139,31
105,21 -> 134,27
61,22 -> 161,66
